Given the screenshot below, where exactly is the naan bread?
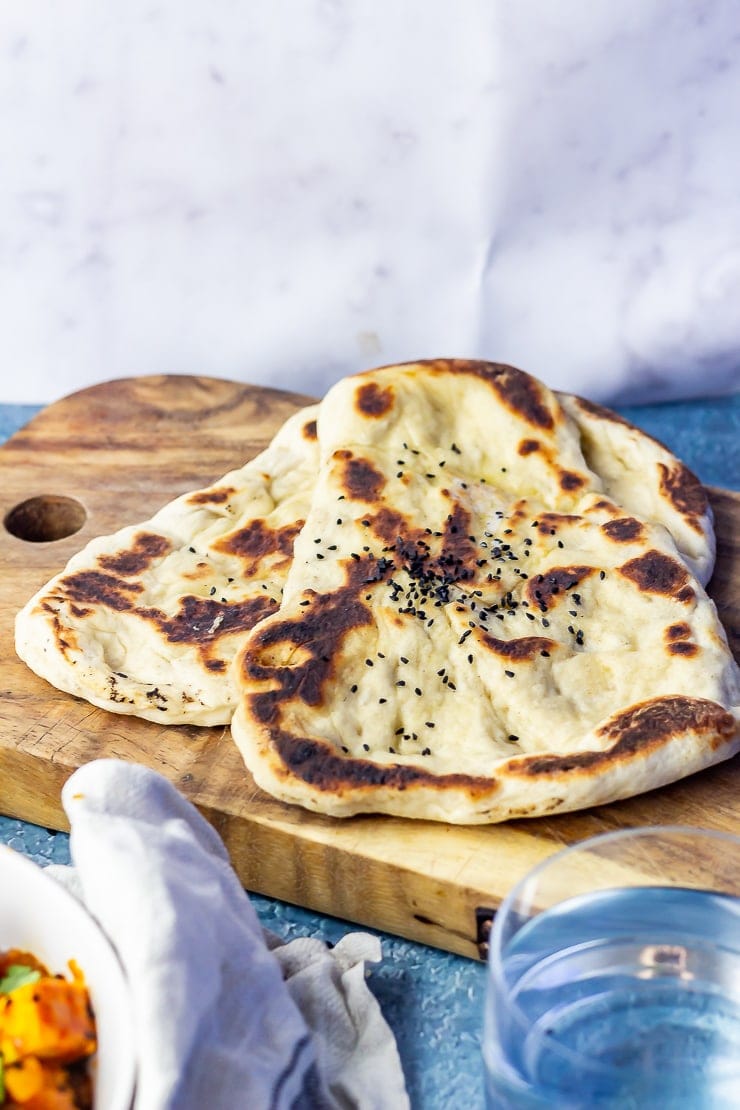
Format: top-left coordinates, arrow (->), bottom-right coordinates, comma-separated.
231,361 -> 739,823
15,406 -> 320,726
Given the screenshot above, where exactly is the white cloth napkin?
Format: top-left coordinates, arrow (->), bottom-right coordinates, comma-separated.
47,759 -> 408,1110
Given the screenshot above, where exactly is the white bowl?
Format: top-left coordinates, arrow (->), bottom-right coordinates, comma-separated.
0,845 -> 135,1110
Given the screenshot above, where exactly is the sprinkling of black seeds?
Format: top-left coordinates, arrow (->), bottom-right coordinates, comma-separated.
395,727 -> 404,736
459,629 -> 472,644
542,618 -> 550,627
363,743 -> 370,751
188,546 -> 196,554
467,654 -> 474,664
505,669 -> 515,678
439,460 -> 446,467
396,680 -> 406,687
341,746 -> 349,753
425,721 -> 435,728
350,684 -> 358,693
336,518 -> 342,525
508,734 -> 519,743
557,540 -> 564,548
338,494 -> 345,500
568,625 -> 575,635
379,697 -> 387,704
569,609 -> 578,617
328,544 -> 337,551
415,687 -> 422,696
209,586 -> 216,596
575,630 -> 585,645
600,570 -> 606,579
540,650 -> 550,658
448,681 -> 457,690
313,537 -> 321,544
365,658 -> 373,666
316,553 -> 325,559
361,519 -> 370,527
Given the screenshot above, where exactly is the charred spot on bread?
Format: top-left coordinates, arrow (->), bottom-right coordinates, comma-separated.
355,381 -> 395,417
187,487 -> 236,506
619,551 -> 694,601
97,533 -> 172,576
658,462 -> 708,529
601,517 -> 645,543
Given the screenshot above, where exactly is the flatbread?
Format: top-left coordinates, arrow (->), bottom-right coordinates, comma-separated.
15,406 -> 320,726
231,360 -> 740,823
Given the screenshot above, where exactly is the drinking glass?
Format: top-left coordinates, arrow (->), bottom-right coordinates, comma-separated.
482,826 -> 740,1109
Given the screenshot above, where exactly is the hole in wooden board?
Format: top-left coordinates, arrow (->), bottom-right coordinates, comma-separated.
4,495 -> 87,542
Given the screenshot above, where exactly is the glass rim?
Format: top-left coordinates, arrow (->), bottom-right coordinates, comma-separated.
487,823 -> 740,1079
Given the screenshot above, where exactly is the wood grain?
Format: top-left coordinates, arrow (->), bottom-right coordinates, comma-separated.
1,375 -> 738,959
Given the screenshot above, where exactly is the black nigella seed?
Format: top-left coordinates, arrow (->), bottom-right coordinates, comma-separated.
363,743 -> 370,751
209,586 -> 217,596
425,722 -> 435,728
422,747 -> 432,756
540,650 -> 550,658
415,687 -> 422,696
350,552 -> 360,560
569,610 -> 577,617
401,656 -> 409,664
542,619 -> 550,627
379,697 -> 387,704
342,746 -> 349,753
313,537 -> 321,544
396,680 -> 406,687
600,570 -> 606,579
362,519 -> 370,527
299,600 -> 310,607
316,553 -> 325,559
395,727 -> 404,736
188,546 -> 196,553
389,747 -> 395,754
451,442 -> 461,454
558,540 -> 564,548
337,518 -> 343,524
467,654 -> 474,664
350,684 -> 358,693
328,545 -> 337,551
505,670 -> 515,678
365,659 -> 374,666
508,734 -> 519,743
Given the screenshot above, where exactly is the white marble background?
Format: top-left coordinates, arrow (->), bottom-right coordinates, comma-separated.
1,0 -> 739,405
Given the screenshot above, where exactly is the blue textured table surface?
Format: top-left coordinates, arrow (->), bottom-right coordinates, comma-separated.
2,392 -> 739,1109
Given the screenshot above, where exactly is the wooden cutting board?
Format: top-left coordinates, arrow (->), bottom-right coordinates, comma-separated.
1,375 -> 738,959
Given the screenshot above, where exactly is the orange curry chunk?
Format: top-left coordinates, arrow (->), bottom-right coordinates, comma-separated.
4,1059 -> 83,1108
0,977 -> 96,1065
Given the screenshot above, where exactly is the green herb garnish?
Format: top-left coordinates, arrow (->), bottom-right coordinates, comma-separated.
0,964 -> 41,994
